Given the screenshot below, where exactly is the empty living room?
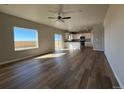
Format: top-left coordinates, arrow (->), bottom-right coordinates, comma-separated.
0,0 -> 124,93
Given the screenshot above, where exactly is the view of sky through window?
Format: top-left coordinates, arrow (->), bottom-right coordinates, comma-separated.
13,26 -> 38,51
14,27 -> 37,41
54,34 -> 62,41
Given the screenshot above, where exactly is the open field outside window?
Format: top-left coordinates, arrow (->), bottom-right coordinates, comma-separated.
13,26 -> 38,51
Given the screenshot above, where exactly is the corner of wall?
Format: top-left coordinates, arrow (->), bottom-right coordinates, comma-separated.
104,52 -> 124,89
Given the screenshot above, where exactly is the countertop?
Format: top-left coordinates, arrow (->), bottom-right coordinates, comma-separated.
64,39 -> 91,42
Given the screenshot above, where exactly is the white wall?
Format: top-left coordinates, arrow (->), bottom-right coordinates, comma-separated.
0,12 -> 65,64
92,23 -> 104,51
104,5 -> 124,88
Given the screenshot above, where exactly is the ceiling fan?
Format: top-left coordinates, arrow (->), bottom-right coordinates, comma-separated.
48,5 -> 71,23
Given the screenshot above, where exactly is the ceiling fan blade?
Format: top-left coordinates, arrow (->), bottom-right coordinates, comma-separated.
56,19 -> 64,23
60,19 -> 64,23
62,17 -> 71,19
48,17 -> 56,19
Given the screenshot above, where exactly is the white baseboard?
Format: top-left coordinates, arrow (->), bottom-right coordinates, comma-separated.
0,54 -> 38,65
0,56 -> 33,65
105,53 -> 124,88
0,51 -> 52,65
93,48 -> 104,51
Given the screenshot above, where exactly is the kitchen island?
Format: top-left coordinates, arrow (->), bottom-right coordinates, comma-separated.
65,39 -> 92,49
65,41 -> 81,49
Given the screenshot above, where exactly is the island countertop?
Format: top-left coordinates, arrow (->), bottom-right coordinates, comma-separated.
64,39 -> 91,42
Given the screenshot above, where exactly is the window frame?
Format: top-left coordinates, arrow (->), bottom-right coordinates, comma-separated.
13,26 -> 39,51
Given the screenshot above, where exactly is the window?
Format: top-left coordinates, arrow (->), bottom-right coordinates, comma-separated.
13,26 -> 38,51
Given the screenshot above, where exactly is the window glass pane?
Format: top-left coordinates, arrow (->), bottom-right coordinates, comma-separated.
54,34 -> 62,50
13,26 -> 38,51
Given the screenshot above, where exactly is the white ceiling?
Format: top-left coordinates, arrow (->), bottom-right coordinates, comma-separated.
0,4 -> 108,32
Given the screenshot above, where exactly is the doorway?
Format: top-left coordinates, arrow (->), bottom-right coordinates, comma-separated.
54,34 -> 62,50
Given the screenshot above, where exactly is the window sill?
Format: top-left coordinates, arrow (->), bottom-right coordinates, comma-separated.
15,47 -> 38,51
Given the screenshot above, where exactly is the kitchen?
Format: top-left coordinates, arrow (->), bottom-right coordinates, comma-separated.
64,29 -> 93,49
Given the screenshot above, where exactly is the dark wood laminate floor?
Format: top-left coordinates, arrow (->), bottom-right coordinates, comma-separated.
0,47 -> 120,89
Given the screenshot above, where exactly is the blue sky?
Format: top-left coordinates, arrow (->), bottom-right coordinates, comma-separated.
14,27 -> 62,42
54,34 -> 62,41
14,27 -> 37,41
